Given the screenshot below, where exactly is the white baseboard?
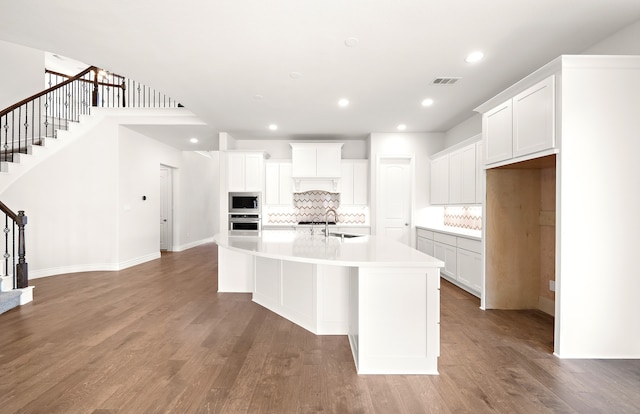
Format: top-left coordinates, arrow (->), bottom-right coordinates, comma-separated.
172,237 -> 214,252
19,286 -> 34,305
29,252 -> 161,279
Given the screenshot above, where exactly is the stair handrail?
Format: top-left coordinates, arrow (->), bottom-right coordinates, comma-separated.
0,201 -> 28,289
0,65 -> 97,117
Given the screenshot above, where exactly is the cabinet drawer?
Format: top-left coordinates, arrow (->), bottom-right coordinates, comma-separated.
434,232 -> 457,246
416,228 -> 434,239
457,237 -> 481,254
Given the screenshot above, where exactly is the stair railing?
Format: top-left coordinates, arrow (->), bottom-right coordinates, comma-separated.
0,66 -> 180,163
0,66 -> 96,163
0,201 -> 27,289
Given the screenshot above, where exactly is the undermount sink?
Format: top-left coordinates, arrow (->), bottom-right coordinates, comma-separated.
328,232 -> 364,239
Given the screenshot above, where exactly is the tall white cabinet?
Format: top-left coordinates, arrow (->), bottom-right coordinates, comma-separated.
475,55 -> 640,359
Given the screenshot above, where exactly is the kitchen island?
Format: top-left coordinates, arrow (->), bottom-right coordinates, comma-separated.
214,230 -> 444,375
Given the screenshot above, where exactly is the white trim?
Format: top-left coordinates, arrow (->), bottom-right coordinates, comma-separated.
172,237 -> 215,252
29,252 -> 161,279
18,286 -> 34,305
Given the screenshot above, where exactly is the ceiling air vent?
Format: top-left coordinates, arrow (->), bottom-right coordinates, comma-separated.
431,77 -> 461,85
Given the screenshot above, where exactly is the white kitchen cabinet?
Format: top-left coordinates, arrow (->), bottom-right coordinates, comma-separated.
433,232 -> 457,279
483,76 -> 556,166
265,161 -> 292,205
483,100 -> 513,164
291,143 -> 343,178
430,155 -> 449,205
449,145 -> 476,205
416,228 -> 434,256
432,137 -> 480,206
513,76 -> 555,158
456,238 -> 482,294
228,151 -> 265,192
475,141 -> 484,204
340,160 -> 368,205
418,227 -> 482,297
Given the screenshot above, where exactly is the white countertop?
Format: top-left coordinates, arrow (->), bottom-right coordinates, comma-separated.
215,230 -> 443,268
416,224 -> 482,240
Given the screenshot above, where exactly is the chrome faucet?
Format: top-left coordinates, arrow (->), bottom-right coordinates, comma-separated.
324,208 -> 338,237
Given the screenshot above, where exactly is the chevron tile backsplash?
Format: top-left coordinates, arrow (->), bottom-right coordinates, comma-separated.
265,191 -> 367,224
443,206 -> 482,231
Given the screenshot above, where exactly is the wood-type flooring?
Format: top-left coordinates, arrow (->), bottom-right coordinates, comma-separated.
1,243 -> 639,413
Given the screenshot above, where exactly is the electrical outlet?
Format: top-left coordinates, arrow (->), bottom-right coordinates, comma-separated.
549,280 -> 556,292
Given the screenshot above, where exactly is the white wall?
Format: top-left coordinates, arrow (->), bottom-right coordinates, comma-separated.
369,132 -> 445,237
175,151 -> 218,247
583,19 -> 640,54
444,114 -> 482,148
0,40 -> 44,110
1,111 -> 217,278
1,119 -> 120,276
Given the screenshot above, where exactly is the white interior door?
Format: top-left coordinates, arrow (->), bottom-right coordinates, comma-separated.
160,166 -> 172,251
378,157 -> 412,245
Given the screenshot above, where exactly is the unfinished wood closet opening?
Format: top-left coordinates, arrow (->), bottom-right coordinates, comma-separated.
485,154 -> 556,316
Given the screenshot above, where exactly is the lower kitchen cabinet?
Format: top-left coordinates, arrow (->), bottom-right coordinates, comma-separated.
417,228 -> 434,256
434,240 -> 457,278
456,248 -> 482,293
416,227 -> 482,297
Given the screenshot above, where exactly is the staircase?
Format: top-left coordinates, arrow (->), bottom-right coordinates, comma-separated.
0,65 -> 180,314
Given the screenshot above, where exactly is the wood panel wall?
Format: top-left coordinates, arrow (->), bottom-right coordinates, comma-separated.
485,155 -> 556,313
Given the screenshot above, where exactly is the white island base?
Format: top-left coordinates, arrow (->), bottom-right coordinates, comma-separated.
216,231 -> 442,375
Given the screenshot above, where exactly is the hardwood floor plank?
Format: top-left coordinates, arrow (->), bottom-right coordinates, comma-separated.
1,244 -> 639,413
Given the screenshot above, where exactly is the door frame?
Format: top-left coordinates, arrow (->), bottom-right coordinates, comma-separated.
160,165 -> 174,251
375,154 -> 415,246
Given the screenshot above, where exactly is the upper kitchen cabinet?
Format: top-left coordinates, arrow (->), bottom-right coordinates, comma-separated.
291,143 -> 343,178
449,144 -> 477,205
430,155 -> 449,205
483,100 -> 513,164
228,151 -> 266,192
475,141 -> 484,204
430,135 -> 481,205
265,160 -> 293,205
480,75 -> 557,167
340,160 -> 368,205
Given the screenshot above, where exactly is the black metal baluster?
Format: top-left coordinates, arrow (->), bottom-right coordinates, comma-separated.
38,97 -> 41,143
12,219 -> 16,288
11,110 -> 15,162
3,214 -> 9,278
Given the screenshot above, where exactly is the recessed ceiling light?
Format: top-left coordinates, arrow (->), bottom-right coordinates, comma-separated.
421,98 -> 434,107
345,37 -> 359,47
338,98 -> 349,107
189,138 -> 198,143
397,124 -> 407,131
465,51 -> 484,63
269,124 -> 278,131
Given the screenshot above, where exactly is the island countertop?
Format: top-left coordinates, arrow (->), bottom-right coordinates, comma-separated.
214,230 -> 444,268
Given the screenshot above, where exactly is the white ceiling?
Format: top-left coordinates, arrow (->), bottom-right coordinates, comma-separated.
1,0 -> 640,150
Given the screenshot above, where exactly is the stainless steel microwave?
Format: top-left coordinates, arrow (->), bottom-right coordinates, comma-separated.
228,192 -> 261,214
